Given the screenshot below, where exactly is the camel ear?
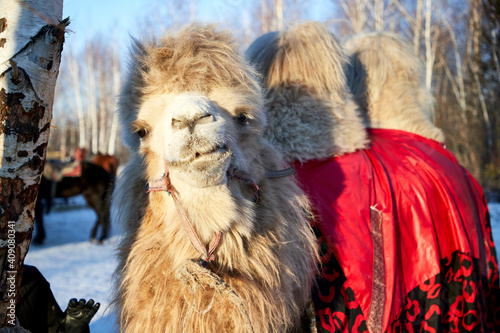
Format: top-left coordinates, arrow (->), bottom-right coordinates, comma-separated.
130,36 -> 146,57
119,43 -> 148,150
157,47 -> 173,59
354,42 -> 392,88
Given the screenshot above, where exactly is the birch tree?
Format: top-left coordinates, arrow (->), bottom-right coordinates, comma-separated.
338,0 -> 369,33
373,0 -> 384,30
424,0 -> 434,90
97,53 -> 107,154
440,12 -> 467,119
66,49 -> 86,149
0,0 -> 67,328
275,0 -> 284,31
468,0 -> 492,152
414,0 -> 423,53
107,45 -> 121,155
86,46 -> 98,154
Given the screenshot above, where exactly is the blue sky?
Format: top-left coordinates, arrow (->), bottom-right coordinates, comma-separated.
63,0 -> 163,51
62,0 -> 335,52
62,0 -> 250,50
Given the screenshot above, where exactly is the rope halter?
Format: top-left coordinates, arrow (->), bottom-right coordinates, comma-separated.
146,162 -> 295,264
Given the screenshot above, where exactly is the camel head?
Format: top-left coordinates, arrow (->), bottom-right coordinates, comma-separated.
344,31 -> 444,142
114,24 -> 319,333
120,24 -> 266,191
245,21 -> 367,162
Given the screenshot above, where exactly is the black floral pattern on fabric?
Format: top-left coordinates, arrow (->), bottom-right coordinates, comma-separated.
390,209 -> 499,333
311,225 -> 369,333
310,212 -> 500,333
389,249 -> 499,333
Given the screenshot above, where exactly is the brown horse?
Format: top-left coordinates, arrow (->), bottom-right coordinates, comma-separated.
91,153 -> 119,177
34,161 -> 113,244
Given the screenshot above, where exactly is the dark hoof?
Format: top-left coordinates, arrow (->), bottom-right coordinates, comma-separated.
89,237 -> 104,245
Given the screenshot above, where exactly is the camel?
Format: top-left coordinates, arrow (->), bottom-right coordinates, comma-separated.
111,23 -> 318,332
247,23 -> 499,332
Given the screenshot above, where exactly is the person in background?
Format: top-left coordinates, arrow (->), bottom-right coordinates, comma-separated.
16,265 -> 99,333
61,147 -> 89,178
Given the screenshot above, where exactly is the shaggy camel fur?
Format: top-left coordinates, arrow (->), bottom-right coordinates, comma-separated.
112,23 -> 317,333
245,22 -> 367,162
344,31 -> 445,142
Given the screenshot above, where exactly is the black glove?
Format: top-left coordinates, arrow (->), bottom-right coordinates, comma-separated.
57,298 -> 100,333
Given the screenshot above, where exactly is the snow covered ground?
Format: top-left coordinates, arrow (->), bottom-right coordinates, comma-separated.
24,195 -> 500,332
25,196 -> 119,332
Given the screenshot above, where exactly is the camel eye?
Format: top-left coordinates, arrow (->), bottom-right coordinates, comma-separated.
236,113 -> 249,126
137,128 -> 148,138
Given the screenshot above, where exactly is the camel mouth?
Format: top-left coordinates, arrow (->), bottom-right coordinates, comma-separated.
194,143 -> 228,159
167,143 -> 232,188
169,143 -> 232,172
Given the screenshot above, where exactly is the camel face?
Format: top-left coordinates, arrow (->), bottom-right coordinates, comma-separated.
134,89 -> 261,188
137,92 -> 231,187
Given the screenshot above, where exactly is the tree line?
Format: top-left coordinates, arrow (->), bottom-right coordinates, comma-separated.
52,0 -> 500,189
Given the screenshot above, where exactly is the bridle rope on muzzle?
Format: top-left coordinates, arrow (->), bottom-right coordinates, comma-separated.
146,162 -> 296,264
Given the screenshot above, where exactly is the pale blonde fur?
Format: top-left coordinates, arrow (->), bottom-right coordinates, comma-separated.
245,21 -> 368,162
112,23 -> 317,332
344,31 -> 445,142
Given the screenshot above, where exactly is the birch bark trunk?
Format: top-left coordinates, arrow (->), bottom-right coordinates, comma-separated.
424,0 -> 433,90
0,0 -> 66,327
97,56 -> 107,154
86,48 -> 98,154
107,47 -> 121,156
66,51 -> 86,149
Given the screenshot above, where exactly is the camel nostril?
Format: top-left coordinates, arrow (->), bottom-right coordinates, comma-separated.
196,113 -> 213,125
171,113 -> 213,131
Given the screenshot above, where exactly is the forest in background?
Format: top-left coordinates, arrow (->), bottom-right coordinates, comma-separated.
49,0 -> 500,189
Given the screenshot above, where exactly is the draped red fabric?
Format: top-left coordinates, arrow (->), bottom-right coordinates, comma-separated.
295,129 -> 499,332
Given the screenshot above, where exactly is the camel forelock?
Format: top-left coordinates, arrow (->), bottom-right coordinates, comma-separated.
138,23 -> 260,96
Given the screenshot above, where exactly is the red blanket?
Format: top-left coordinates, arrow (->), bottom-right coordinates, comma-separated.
295,129 -> 499,332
